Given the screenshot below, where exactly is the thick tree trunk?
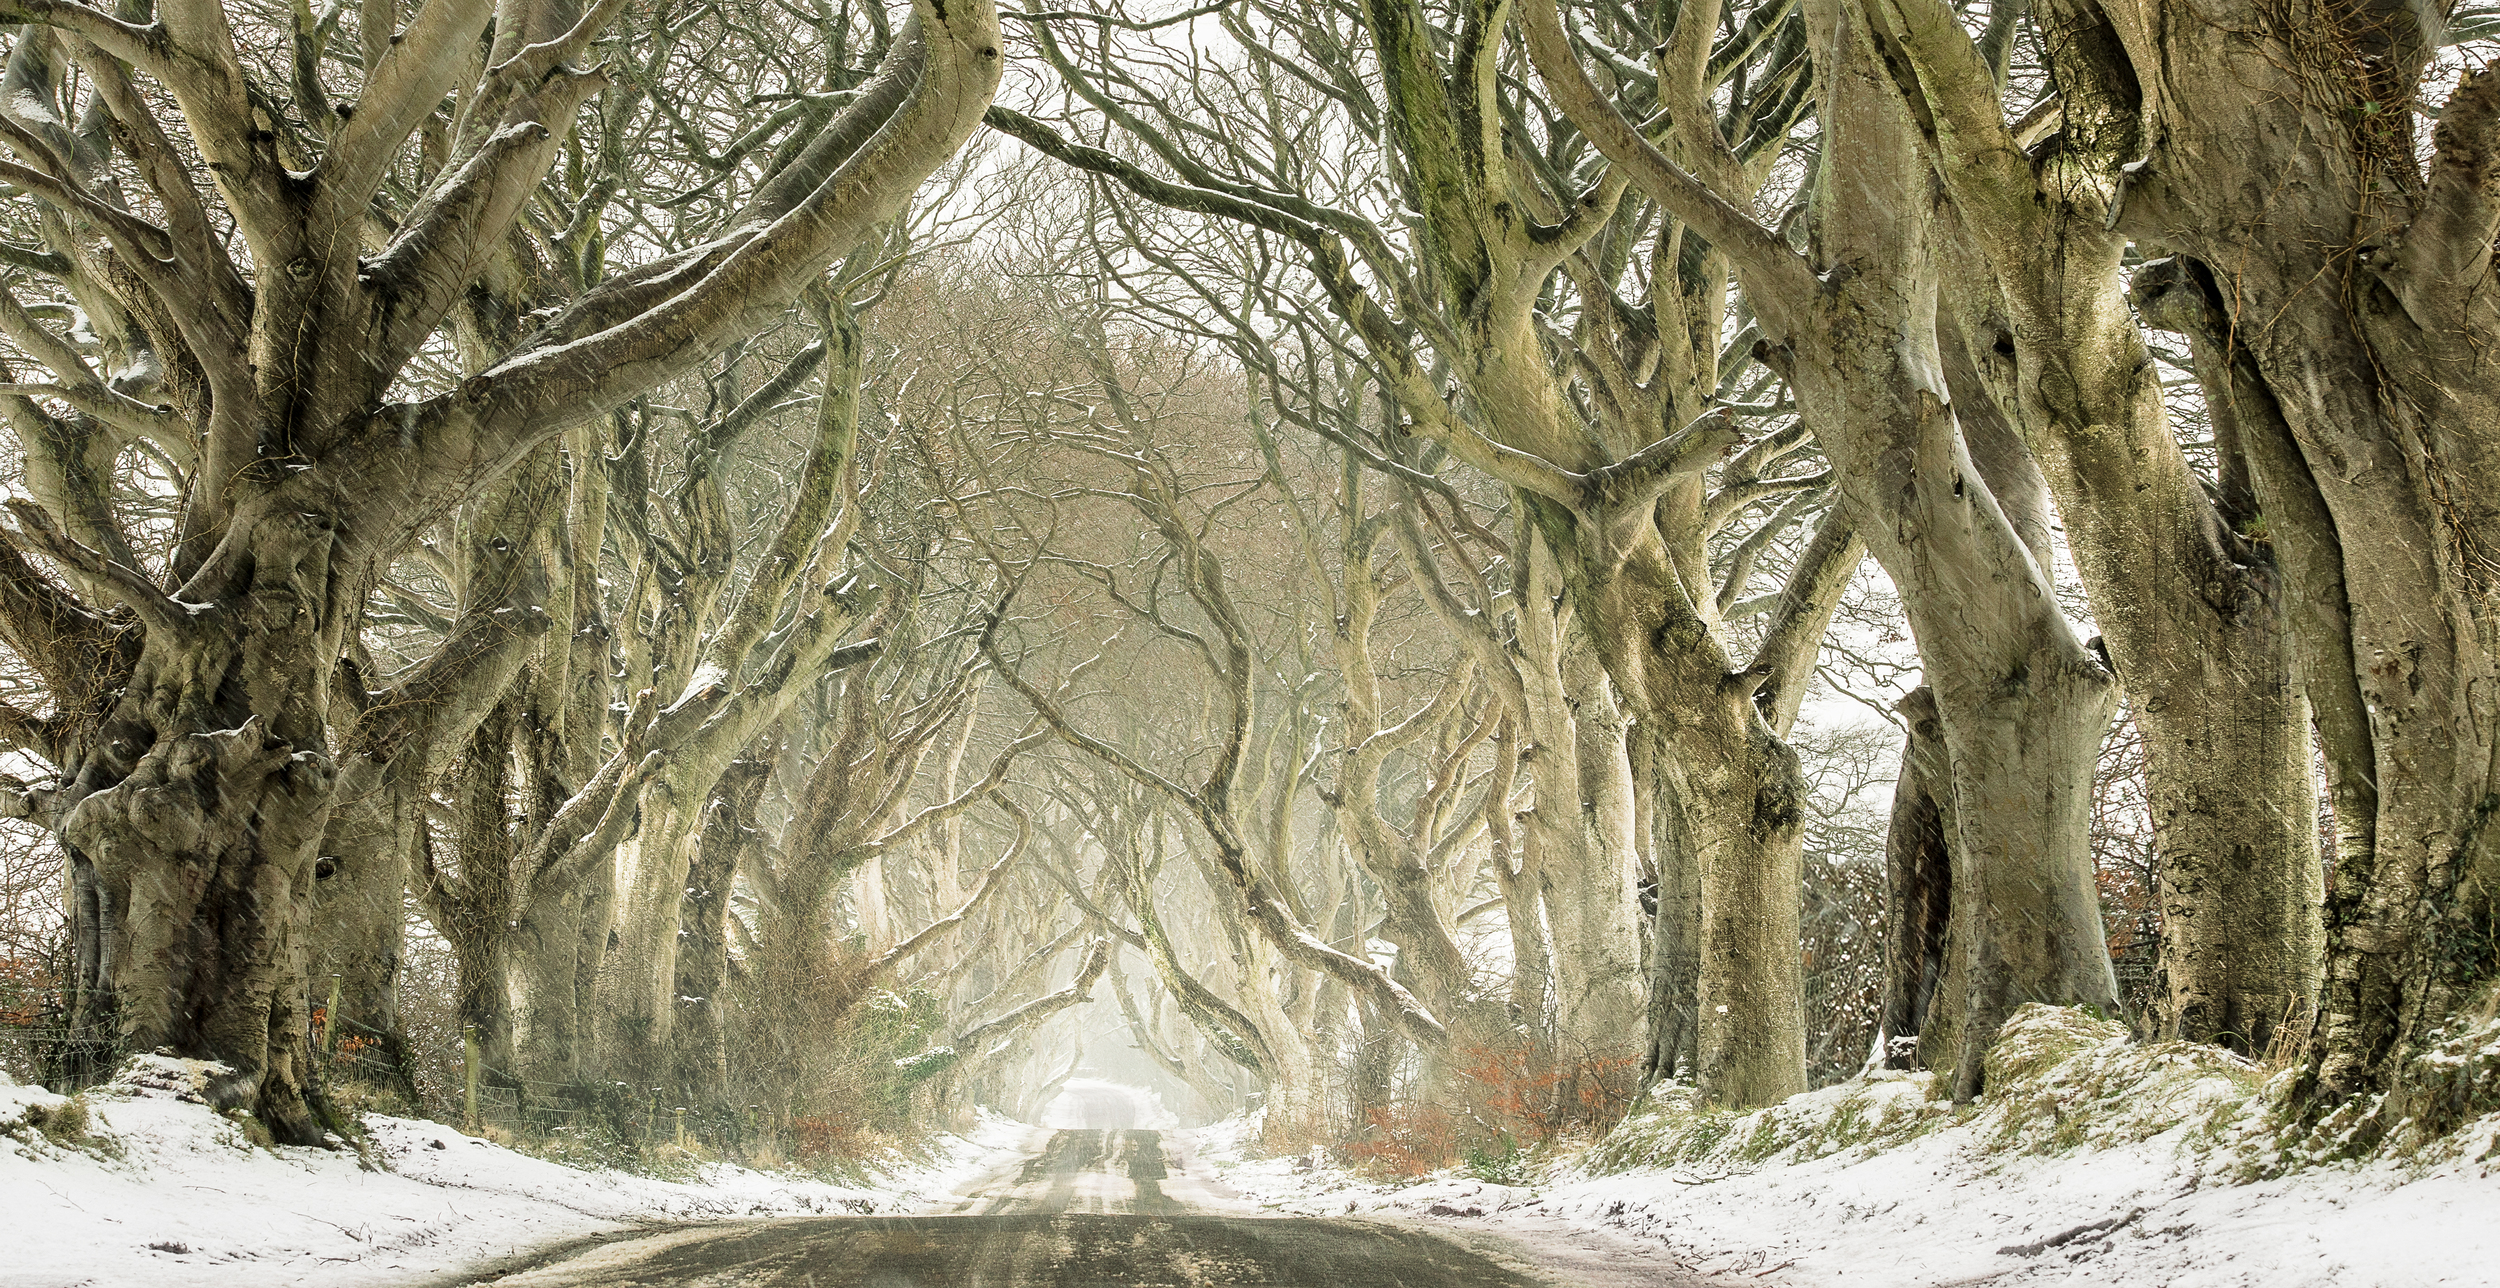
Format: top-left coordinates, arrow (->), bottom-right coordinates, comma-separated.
605,791 -> 704,1087
1786,1 -> 2124,1096
1521,590 -> 1651,1095
2134,624 -> 2321,1053
2114,262 -> 2333,1054
56,512 -> 352,1145
1638,750 -> 1700,1084
2059,0 -> 2499,1102
1928,650 -> 2122,1097
1665,715 -> 1808,1106
510,876 -> 613,1091
1249,938 -> 1324,1148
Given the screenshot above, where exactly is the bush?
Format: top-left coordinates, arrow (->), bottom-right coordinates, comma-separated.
1340,1103 -> 1459,1179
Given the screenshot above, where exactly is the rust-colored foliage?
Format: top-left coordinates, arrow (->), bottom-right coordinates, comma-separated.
1341,1043 -> 1640,1177
0,954 -> 52,1027
1339,1103 -> 1458,1178
1454,1042 -> 1640,1140
790,1110 -> 879,1161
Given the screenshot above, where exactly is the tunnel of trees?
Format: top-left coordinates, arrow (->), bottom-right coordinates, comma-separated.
0,0 -> 2489,1166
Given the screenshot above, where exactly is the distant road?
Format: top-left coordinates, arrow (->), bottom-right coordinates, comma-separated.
1042,1082 -> 1140,1131
471,1126 -> 1699,1286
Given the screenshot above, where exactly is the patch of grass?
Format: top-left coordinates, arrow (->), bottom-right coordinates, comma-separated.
225,1107 -> 277,1151
30,1094 -> 91,1146
1584,999 -> 2500,1197
1463,1134 -> 1532,1185
1582,1005 -> 2306,1182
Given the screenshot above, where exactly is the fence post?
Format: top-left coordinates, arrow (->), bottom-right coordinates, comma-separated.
322,975 -> 343,1054
462,1024 -> 480,1134
674,1106 -> 686,1148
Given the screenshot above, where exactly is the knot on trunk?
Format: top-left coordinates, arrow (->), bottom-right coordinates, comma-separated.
66,718 -> 338,884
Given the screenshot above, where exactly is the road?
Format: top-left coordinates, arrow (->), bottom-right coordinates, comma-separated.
470,1110 -> 1703,1287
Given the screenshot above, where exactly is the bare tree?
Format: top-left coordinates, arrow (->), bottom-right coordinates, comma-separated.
0,0 -> 1000,1139
992,0 -> 1863,1107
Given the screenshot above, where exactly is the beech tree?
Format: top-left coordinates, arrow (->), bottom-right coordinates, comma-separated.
2010,0 -> 2497,1107
1530,0 -> 2492,1108
998,0 -> 1862,1109
0,0 -> 1001,1141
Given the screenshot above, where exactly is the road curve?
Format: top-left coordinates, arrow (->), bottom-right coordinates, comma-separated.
467,1126 -> 1703,1287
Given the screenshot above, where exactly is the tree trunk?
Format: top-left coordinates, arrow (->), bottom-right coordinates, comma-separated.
2119,557 -> 2322,1054
1517,572 -> 1652,1098
1484,724 -> 1558,1079
2116,261 -> 2334,1054
57,512 -> 353,1145
510,877 -> 613,1091
1639,761 -> 1700,1085
1661,712 -> 1809,1107
1535,502 -> 1814,1107
1876,688 -> 1953,1069
1793,0 -> 2123,1096
673,754 -> 772,1115
1929,655 -> 2121,1097
307,772 -> 423,1100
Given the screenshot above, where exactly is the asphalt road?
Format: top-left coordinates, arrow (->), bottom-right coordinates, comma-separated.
471,1122 -> 1703,1287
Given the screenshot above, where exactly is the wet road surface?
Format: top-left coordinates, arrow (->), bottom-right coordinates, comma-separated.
472,1123 -> 1702,1287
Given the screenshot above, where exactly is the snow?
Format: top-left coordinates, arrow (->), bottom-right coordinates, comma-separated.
0,1057 -> 1029,1288
1187,1006 -> 2500,1287
9,1010 -> 2495,1288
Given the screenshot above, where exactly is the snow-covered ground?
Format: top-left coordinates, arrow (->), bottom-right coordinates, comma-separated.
10,1009 -> 2494,1288
1187,1007 -> 2500,1287
0,1058 -> 1033,1288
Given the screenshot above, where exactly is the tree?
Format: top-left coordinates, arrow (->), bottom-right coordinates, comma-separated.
1525,0 -> 2130,1098
2034,0 -> 2498,1106
997,0 -> 1861,1107
0,0 -> 1001,1141
1855,0 -> 2323,1058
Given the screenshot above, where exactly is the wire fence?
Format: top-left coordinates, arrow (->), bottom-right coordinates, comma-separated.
0,1021 -> 77,1086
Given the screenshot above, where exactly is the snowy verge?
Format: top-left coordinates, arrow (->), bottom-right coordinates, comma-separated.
0,1056 -> 1029,1288
1190,1004 -> 2500,1287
